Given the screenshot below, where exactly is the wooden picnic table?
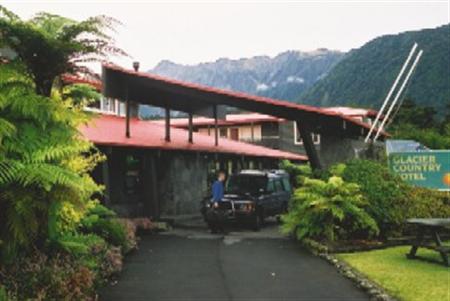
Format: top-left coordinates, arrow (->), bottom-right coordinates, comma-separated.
406,218 -> 450,267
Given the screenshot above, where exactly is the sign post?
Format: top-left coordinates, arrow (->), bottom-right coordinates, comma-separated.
388,151 -> 450,191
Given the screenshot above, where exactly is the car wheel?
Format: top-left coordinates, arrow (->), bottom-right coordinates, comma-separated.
252,212 -> 263,231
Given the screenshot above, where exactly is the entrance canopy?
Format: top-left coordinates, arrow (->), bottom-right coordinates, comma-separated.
102,63 -> 388,169
102,64 -> 387,138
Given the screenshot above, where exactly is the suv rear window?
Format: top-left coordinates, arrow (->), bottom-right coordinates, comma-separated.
227,175 -> 267,194
281,178 -> 292,192
274,179 -> 284,192
266,179 -> 275,192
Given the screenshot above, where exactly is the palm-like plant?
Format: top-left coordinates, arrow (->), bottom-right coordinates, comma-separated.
281,176 -> 379,242
0,5 -> 126,96
0,63 -> 103,261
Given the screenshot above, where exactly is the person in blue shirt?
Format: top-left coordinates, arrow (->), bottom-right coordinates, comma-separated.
212,171 -> 226,206
209,171 -> 226,233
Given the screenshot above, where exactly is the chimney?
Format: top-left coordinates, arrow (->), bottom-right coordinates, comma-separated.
133,61 -> 140,72
128,62 -> 140,118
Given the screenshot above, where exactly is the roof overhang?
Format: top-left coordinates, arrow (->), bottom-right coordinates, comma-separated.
102,64 -> 388,139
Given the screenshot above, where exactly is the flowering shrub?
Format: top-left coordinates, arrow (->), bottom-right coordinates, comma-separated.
100,246 -> 123,278
130,217 -> 155,231
0,250 -> 95,300
55,201 -> 83,235
117,219 -> 138,252
0,201 -> 145,300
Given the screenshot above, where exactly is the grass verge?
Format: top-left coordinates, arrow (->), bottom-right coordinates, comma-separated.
337,246 -> 449,301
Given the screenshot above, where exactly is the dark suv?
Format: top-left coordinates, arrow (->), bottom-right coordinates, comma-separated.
201,170 -> 292,231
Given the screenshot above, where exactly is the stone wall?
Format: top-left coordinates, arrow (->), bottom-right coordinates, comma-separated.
96,147 -> 282,218
319,134 -> 369,169
157,152 -> 209,216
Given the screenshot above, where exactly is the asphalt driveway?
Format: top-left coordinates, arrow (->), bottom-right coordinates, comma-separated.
100,223 -> 368,301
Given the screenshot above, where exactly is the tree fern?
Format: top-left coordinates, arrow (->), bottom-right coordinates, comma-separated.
0,5 -> 126,96
0,63 -> 103,261
281,176 -> 379,242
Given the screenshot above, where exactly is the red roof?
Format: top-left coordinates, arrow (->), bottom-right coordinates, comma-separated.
61,74 -> 102,91
80,114 -> 307,161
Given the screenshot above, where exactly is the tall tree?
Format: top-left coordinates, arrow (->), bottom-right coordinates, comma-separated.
0,6 -> 126,96
0,62 -> 104,261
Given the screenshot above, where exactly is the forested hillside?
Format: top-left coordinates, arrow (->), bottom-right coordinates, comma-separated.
298,24 -> 450,112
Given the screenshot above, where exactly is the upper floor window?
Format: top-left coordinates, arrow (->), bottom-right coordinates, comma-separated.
293,122 -> 320,145
219,128 -> 228,138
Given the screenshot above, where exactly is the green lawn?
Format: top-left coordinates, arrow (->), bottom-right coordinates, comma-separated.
337,246 -> 449,301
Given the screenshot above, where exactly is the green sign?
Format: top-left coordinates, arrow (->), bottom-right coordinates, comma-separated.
388,151 -> 450,190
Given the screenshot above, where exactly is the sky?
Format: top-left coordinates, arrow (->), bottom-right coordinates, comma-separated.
1,0 -> 449,71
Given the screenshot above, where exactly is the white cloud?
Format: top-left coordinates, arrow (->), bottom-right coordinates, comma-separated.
287,76 -> 305,84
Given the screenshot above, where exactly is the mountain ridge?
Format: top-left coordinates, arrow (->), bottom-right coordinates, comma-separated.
149,49 -> 344,100
298,24 -> 450,111
140,24 -> 449,118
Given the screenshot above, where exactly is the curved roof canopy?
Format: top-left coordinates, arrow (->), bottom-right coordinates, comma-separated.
102,64 -> 388,139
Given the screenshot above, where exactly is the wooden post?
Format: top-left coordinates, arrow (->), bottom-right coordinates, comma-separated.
213,105 -> 218,146
251,122 -> 254,142
101,148 -> 111,205
150,154 -> 159,218
125,88 -> 130,138
188,112 -> 193,143
296,121 -> 322,170
165,107 -> 170,142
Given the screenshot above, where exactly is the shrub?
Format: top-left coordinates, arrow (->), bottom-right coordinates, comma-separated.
56,233 -> 124,283
279,160 -> 312,187
341,159 -> 407,236
100,246 -> 123,278
79,202 -> 132,253
281,176 -> 379,242
80,202 -> 116,229
399,186 -> 450,220
0,286 -> 8,301
91,219 -> 129,251
57,233 -> 106,258
116,219 -> 138,251
54,202 -> 83,235
341,159 -> 450,237
0,250 -> 95,300
85,202 -> 116,219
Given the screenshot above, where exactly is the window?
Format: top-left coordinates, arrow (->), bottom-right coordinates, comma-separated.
229,128 -> 239,140
124,155 -> 142,195
281,178 -> 292,193
219,128 -> 228,138
226,175 -> 267,194
294,122 -> 321,145
274,179 -> 284,192
118,102 -> 126,117
266,179 -> 275,193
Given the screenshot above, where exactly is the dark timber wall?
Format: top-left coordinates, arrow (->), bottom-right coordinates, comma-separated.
93,146 -> 281,218
278,121 -> 320,156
